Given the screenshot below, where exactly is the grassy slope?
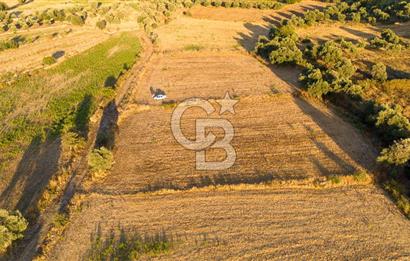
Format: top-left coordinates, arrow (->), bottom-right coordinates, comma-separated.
0,32 -> 141,172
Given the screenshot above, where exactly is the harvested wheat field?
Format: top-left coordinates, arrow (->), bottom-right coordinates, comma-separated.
52,186 -> 410,260
132,51 -> 293,105
95,94 -> 376,194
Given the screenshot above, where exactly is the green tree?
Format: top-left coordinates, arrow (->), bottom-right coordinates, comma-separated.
268,37 -> 303,65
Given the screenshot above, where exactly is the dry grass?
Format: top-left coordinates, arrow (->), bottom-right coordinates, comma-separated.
51,186 -> 410,260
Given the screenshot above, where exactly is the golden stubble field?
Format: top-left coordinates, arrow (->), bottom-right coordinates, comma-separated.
94,94 -> 376,194
52,187 -> 410,260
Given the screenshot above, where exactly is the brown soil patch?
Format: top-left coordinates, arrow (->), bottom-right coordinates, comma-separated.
51,187 -> 410,260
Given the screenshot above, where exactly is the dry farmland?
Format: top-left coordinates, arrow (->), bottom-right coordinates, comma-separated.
51,187 -> 410,260
1,0 -> 410,260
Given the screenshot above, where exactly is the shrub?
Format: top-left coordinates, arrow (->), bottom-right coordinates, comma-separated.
84,229 -> 172,260
68,15 -> 85,26
384,181 -> 410,217
231,1 -> 239,8
367,16 -> 377,25
336,12 -> 346,22
378,138 -> 410,166
42,56 -> 57,65
338,38 -> 357,53
212,0 -> 222,7
201,0 -> 211,7
351,12 -> 361,22
286,14 -> 305,27
373,8 -> 390,22
371,63 -> 387,82
381,29 -> 401,44
269,24 -> 298,41
96,19 -> 107,30
88,147 -> 114,179
0,2 -> 7,11
0,11 -> 5,21
184,44 -> 204,51
370,29 -> 405,50
0,209 -> 28,254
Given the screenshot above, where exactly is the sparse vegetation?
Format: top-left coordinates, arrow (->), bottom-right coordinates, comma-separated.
184,44 -> 204,51
96,20 -> 107,30
42,56 -> 57,65
84,229 -> 172,260
88,147 -> 114,179
371,63 -> 387,82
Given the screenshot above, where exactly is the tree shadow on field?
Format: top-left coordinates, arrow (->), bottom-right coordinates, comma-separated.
74,94 -> 95,138
235,22 -> 270,52
292,97 -> 377,174
95,100 -> 119,150
104,76 -> 117,88
0,93 -> 98,218
261,4 -> 324,27
0,135 -> 61,219
340,26 -> 378,40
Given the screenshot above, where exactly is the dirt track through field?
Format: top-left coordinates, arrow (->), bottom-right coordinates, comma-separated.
50,2 -> 410,259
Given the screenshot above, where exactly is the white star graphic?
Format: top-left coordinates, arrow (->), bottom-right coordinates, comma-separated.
217,92 -> 238,115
